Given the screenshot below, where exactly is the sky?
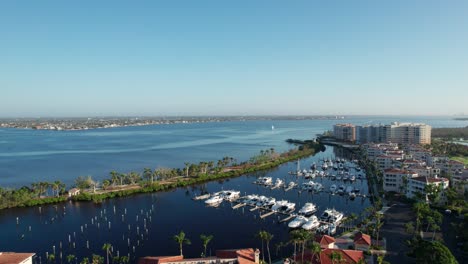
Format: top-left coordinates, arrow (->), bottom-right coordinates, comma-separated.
1,1 -> 467,117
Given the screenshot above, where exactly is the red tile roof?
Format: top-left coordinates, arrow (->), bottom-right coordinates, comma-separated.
0,253 -> 35,264
138,249 -> 257,264
295,249 -> 364,264
315,235 -> 336,247
354,232 -> 371,246
411,176 -> 448,183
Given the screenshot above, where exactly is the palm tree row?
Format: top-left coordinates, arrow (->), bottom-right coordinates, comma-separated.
173,231 -> 214,257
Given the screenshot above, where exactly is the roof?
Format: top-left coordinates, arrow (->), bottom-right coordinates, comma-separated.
69,188 -> 80,193
0,253 -> 35,264
138,249 -> 257,264
354,232 -> 371,246
315,235 -> 336,246
295,249 -> 364,264
384,168 -> 408,174
411,176 -> 448,183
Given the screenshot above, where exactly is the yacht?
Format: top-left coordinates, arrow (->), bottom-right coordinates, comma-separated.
272,200 -> 295,213
350,175 -> 356,181
265,197 -> 276,208
298,203 -> 317,216
349,192 -> 356,200
311,163 -> 317,170
222,190 -> 240,201
258,177 -> 272,185
313,183 -> 323,192
328,224 -> 337,235
302,215 -> 320,230
316,223 -> 329,233
245,195 -> 260,206
337,185 -> 345,195
322,163 -> 328,170
302,181 -> 316,191
329,184 -> 337,193
320,209 -> 344,223
205,195 -> 223,205
274,178 -> 284,187
286,182 -> 297,189
288,215 -> 308,228
255,196 -> 268,207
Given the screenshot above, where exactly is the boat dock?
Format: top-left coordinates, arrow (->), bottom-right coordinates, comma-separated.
279,215 -> 295,223
260,211 -> 275,219
192,194 -> 210,200
232,203 -> 246,209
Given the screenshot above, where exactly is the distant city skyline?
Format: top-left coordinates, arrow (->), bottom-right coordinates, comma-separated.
1,1 -> 468,117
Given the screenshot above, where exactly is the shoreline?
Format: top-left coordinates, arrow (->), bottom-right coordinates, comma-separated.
0,142 -> 325,210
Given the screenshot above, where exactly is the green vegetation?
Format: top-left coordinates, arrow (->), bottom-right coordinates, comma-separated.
257,230 -> 274,264
432,126 -> 468,140
173,230 -> 191,256
425,139 -> 468,158
407,239 -> 458,264
200,234 -> 214,257
0,142 -> 324,210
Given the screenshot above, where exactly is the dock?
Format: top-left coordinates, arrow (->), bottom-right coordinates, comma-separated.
260,211 -> 275,219
250,207 -> 260,212
280,215 -> 295,223
232,203 -> 246,209
193,194 -> 210,200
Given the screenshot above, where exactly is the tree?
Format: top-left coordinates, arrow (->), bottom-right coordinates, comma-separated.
256,231 -> 265,262
289,230 -> 303,261
408,239 -> 457,264
80,258 -> 89,264
184,163 -> 190,177
102,180 -> 111,190
200,234 -> 213,257
102,243 -> 112,264
173,230 -> 191,256
306,242 -> 321,264
91,254 -> 104,264
259,231 -> 273,264
66,254 -> 76,264
144,168 -> 153,184
48,253 -> 56,264
328,251 -> 344,264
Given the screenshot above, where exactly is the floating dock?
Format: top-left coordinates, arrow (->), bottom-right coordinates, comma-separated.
260,211 -> 275,219
232,203 -> 246,209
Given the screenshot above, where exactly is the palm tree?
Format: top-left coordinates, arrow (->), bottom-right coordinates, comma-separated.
143,168 -> 153,184
80,258 -> 89,264
66,254 -> 76,264
173,230 -> 191,256
262,231 -> 273,264
184,163 -> 190,177
328,251 -> 344,264
48,253 -> 56,264
289,230 -> 303,260
200,234 -> 214,257
110,171 -> 119,186
256,231 -> 265,262
102,243 -> 112,264
306,242 -> 321,264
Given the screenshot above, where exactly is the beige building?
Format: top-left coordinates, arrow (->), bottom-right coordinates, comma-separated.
333,124 -> 356,142
354,123 -> 431,145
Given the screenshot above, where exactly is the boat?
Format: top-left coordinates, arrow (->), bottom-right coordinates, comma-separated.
258,177 -> 272,185
274,178 -> 283,187
298,203 -> 317,216
311,163 -> 317,170
265,197 -> 276,208
222,190 -> 240,201
255,196 -> 268,207
286,182 -> 297,189
320,209 -> 344,223
328,224 -> 337,235
288,215 -> 308,228
316,223 -> 329,233
244,195 -> 260,206
272,200 -> 295,213
336,175 -> 342,181
349,192 -> 356,200
350,175 -> 356,181
302,181 -> 316,191
313,183 -> 323,192
302,215 -> 320,230
205,196 -> 223,205
329,184 -> 337,193
322,163 -> 328,170
337,185 -> 345,195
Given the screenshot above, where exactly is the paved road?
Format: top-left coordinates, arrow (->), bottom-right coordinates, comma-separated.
380,202 -> 414,263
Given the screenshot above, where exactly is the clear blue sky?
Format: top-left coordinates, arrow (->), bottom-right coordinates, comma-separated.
1,1 -> 467,117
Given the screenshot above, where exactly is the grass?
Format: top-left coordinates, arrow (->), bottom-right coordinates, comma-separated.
450,156 -> 468,166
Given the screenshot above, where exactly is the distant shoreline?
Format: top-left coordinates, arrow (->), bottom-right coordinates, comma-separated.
0,115 -> 346,131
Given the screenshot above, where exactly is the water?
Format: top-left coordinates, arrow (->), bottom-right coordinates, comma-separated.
0,116 -> 466,188
0,116 -> 466,262
0,148 -> 369,262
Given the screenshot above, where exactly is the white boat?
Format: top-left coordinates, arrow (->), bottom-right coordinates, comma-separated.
274,178 -> 283,187
298,203 -> 317,216
302,215 -> 320,230
313,183 -> 323,192
349,192 -> 356,200
245,195 -> 260,206
222,190 -> 240,201
288,215 -> 308,228
317,224 -> 329,233
205,196 -> 223,205
320,209 -> 344,223
265,197 -> 276,208
311,163 -> 317,170
256,196 -> 268,207
329,184 -> 337,193
322,163 -> 328,170
258,177 -> 272,185
350,175 -> 356,181
272,200 -> 295,213
328,224 -> 337,235
286,182 -> 297,189
302,181 -> 316,191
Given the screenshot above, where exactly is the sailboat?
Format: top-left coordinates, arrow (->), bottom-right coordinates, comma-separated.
271,125 -> 275,130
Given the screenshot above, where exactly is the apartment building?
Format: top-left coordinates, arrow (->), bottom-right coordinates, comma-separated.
406,176 -> 449,200
333,123 -> 356,141
383,168 -> 418,192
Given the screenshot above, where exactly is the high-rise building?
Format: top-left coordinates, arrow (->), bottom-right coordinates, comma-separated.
333,124 -> 356,141
354,123 -> 431,144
